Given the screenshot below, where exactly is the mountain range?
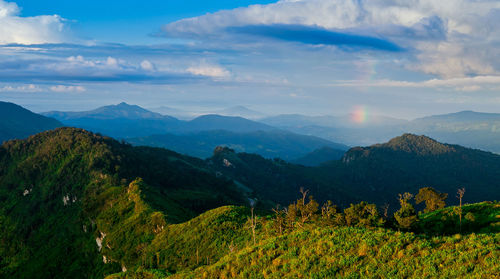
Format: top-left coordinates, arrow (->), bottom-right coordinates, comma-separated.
42,103 -> 277,137
6,100 -> 500,161
262,111 -> 500,154
43,103 -> 273,136
42,103 -> 347,161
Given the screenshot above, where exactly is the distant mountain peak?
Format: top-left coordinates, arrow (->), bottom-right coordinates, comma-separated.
100,102 -> 148,111
383,133 -> 455,155
43,102 -> 172,121
343,134 -> 458,164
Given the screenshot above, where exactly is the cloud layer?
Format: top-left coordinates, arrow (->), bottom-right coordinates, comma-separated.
2,0 -> 500,117
0,44 -> 231,84
162,0 -> 500,78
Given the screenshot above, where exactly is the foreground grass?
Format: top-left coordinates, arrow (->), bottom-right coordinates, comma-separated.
165,227 -> 499,279
107,203 -> 499,279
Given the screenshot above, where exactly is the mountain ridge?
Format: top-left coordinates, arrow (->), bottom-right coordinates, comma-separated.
0,101 -> 62,143
43,102 -> 172,120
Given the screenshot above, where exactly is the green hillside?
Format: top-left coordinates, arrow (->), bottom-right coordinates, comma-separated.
0,128 -> 247,278
207,135 -> 500,209
104,201 -> 499,279
172,226 -> 498,279
327,134 -> 500,206
1,128 -> 499,279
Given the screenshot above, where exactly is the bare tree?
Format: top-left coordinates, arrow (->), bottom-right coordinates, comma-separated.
382,203 -> 390,219
249,205 -> 257,245
297,188 -> 318,226
457,188 -> 466,232
299,187 -> 309,206
272,205 -> 284,235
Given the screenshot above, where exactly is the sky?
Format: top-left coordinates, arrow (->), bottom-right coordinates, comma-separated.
1,0 -> 500,118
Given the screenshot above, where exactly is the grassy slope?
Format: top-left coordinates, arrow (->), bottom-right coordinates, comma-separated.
104,205 -> 254,279
106,202 -> 499,279
93,179 -> 253,273
173,227 -> 499,279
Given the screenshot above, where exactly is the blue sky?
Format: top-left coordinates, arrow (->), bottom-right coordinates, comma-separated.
14,0 -> 278,43
1,0 -> 500,118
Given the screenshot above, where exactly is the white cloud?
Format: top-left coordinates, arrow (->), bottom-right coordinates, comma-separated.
186,63 -> 230,79
162,0 -> 500,78
106,57 -> 119,67
49,85 -> 86,93
48,55 -> 131,72
0,83 -> 86,93
0,0 -> 68,45
0,84 -> 41,92
140,60 -> 155,71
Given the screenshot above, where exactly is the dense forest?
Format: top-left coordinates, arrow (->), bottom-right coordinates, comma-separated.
0,128 -> 498,278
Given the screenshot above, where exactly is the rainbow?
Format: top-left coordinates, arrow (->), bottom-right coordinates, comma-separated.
351,106 -> 368,124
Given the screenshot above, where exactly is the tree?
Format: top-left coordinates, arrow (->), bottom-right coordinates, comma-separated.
457,188 -> 466,232
272,205 -> 285,235
344,202 -> 384,228
415,187 -> 448,213
248,200 -> 257,245
297,195 -> 319,226
284,203 -> 297,229
321,200 -> 339,225
382,203 -> 390,219
281,188 -> 319,230
394,192 -> 418,230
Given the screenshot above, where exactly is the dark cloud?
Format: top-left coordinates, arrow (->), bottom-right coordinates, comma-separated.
228,24 -> 403,52
0,71 -> 203,83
